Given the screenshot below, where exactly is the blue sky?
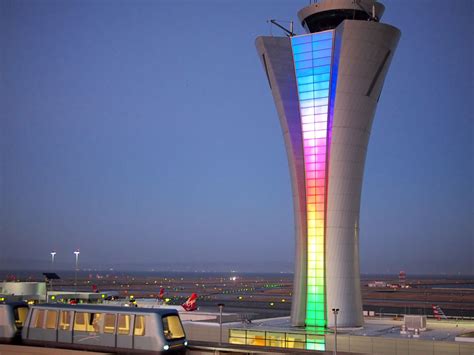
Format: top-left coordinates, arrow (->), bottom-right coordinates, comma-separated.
1,0 -> 472,274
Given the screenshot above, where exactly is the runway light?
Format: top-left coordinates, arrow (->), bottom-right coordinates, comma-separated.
165,298 -> 171,303
163,344 -> 169,351
101,294 -> 105,298
238,296 -> 243,300
184,341 -> 188,346
51,295 -> 56,300
270,302 -> 275,306
281,299 -> 286,302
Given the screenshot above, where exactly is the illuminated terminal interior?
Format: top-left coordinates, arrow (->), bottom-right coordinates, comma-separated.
229,328 -> 325,351
224,318 -> 474,354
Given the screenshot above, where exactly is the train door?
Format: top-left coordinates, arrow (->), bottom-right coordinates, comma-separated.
58,310 -> 73,343
116,313 -> 133,349
72,312 -> 105,347
132,314 -> 148,350
100,313 -> 116,347
13,305 -> 29,330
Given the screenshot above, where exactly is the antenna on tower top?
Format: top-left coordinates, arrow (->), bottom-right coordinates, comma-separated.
267,19 -> 295,37
354,0 -> 379,21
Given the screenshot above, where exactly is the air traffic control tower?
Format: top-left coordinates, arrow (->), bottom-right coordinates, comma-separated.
256,0 -> 400,328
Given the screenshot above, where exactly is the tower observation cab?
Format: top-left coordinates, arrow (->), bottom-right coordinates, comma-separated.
298,0 -> 385,33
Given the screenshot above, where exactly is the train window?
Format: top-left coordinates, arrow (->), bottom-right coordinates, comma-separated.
162,315 -> 185,340
59,311 -> 72,330
74,312 -> 102,332
74,312 -> 87,332
32,309 -> 45,328
45,310 -> 58,329
134,315 -> 145,336
89,313 -> 102,332
118,314 -> 131,335
103,313 -> 116,334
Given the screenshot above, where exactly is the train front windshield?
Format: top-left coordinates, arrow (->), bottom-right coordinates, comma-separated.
162,315 -> 185,340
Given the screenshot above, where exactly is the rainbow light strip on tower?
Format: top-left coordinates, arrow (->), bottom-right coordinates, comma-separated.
291,30 -> 334,328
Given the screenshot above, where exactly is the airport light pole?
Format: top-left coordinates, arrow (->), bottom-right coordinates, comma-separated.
332,308 -> 339,355
50,251 -> 56,290
74,250 -> 80,298
218,303 -> 225,345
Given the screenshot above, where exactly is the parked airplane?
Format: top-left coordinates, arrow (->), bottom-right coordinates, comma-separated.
126,293 -> 198,312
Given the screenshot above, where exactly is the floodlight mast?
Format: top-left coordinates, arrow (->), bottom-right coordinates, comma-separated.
74,250 -> 80,271
50,251 -> 57,290
74,250 -> 80,297
218,303 -> 225,344
332,308 -> 340,354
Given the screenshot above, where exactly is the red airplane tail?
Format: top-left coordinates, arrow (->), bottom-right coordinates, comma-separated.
182,293 -> 198,311
432,304 -> 447,320
158,287 -> 165,300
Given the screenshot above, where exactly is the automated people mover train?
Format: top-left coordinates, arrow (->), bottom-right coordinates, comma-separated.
0,303 -> 187,353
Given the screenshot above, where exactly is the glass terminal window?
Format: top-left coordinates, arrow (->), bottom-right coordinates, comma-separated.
229,329 -> 325,351
303,9 -> 371,32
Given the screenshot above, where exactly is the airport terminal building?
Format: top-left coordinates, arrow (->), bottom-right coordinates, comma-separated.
256,0 -> 400,328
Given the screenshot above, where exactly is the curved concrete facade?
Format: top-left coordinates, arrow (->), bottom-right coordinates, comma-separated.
256,6 -> 400,328
255,36 -> 308,325
326,20 -> 400,328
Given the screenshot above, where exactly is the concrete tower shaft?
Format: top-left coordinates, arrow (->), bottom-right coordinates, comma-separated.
256,1 -> 400,328
324,20 -> 400,327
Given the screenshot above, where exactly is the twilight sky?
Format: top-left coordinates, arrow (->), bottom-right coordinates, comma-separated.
1,0 -> 472,274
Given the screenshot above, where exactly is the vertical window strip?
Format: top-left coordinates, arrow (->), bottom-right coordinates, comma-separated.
291,31 -> 334,328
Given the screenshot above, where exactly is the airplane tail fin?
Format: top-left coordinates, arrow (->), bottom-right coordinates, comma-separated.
158,287 -> 165,299
182,293 -> 198,311
432,304 -> 447,320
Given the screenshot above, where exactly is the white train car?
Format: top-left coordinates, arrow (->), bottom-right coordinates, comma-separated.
0,303 -> 29,343
22,304 -> 187,353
